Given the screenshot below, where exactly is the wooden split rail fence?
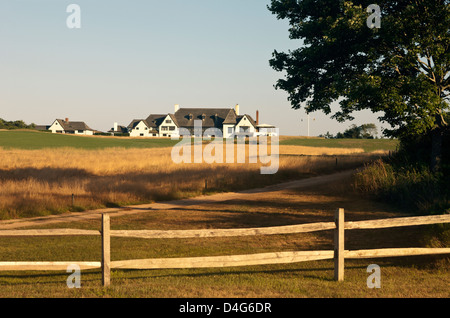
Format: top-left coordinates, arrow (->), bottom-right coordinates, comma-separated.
0,210 -> 449,286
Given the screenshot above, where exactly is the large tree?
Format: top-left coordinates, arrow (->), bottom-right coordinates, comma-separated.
268,0 -> 449,170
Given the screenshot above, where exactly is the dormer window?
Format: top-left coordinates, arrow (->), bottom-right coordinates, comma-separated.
201,114 -> 206,120
188,114 -> 193,120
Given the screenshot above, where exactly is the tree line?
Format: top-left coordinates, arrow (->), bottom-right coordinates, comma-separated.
0,118 -> 35,130
319,123 -> 379,139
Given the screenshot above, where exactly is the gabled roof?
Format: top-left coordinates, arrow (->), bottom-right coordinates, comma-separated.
166,114 -> 179,127
128,114 -> 175,131
174,108 -> 236,128
129,107 -> 258,131
223,110 -> 238,125
144,114 -> 167,128
127,119 -> 146,130
236,115 -> 257,128
55,119 -> 93,131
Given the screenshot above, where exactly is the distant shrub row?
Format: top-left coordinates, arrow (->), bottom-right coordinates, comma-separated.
94,132 -> 130,137
0,118 -> 35,130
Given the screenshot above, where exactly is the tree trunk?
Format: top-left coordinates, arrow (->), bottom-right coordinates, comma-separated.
430,127 -> 443,173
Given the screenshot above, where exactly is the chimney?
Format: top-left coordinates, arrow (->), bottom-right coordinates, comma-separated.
256,110 -> 259,126
114,122 -> 118,132
175,104 -> 180,113
235,104 -> 240,116
65,118 -> 69,122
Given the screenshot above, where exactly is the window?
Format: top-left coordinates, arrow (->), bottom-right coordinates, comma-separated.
161,126 -> 168,131
169,126 -> 176,131
136,127 -> 139,130
228,127 -> 234,134
140,133 -> 144,137
240,126 -> 250,132
166,120 -> 172,124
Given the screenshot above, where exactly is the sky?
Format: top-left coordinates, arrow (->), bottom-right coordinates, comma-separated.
0,0 -> 388,136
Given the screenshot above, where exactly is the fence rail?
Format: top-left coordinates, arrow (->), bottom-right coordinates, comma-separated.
0,229 -> 101,237
0,210 -> 449,286
0,262 -> 101,271
111,251 -> 335,270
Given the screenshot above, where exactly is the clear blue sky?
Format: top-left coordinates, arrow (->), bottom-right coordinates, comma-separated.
0,0 -> 387,136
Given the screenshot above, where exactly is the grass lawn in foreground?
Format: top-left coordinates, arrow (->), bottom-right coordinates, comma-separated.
0,177 -> 448,298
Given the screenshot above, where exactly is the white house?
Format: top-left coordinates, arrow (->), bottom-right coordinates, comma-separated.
256,124 -> 278,137
234,115 -> 257,137
158,114 -> 180,138
128,104 -> 268,139
128,120 -> 155,137
127,114 -> 176,138
48,118 -> 94,135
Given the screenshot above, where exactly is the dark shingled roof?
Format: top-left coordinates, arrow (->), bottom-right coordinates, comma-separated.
128,107 -> 257,132
127,119 -> 144,130
35,125 -> 50,131
145,114 -> 168,128
128,115 -> 168,130
57,119 -> 93,132
173,108 -> 239,128
107,125 -> 128,133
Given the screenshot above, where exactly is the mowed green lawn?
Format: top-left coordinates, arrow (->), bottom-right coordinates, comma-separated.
0,130 -> 399,152
280,137 -> 399,153
0,130 -> 179,149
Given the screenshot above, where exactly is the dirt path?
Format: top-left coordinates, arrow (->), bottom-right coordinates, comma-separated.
0,170 -> 356,230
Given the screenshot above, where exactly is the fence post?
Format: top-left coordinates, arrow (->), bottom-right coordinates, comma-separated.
334,208 -> 345,282
102,213 -> 111,287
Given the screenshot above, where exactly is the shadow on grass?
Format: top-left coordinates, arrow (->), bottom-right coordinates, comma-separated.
0,270 -> 100,286
110,263 -> 374,283
1,255 -> 447,287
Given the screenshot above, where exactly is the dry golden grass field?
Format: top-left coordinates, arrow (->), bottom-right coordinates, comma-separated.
0,143 -> 377,219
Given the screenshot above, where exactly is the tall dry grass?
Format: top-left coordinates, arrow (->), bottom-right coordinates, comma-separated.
0,145 -> 379,219
354,159 -> 448,213
279,145 -> 365,156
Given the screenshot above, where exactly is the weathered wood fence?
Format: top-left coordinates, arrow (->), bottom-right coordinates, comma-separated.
0,210 -> 449,286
